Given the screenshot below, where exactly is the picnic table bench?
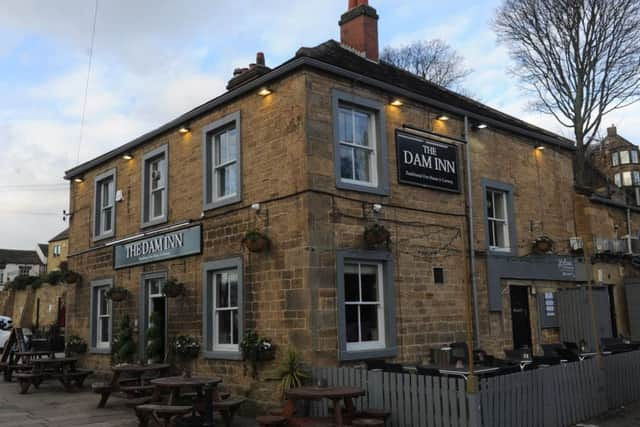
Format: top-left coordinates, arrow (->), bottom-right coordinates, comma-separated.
92,363 -> 170,408
14,357 -> 92,394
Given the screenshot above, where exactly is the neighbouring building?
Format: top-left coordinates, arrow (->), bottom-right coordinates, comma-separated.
0,249 -> 46,290
48,228 -> 69,272
60,0 -> 639,403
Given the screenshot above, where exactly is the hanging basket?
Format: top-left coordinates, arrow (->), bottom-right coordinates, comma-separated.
63,270 -> 81,284
532,236 -> 554,254
163,280 -> 185,298
364,224 -> 391,247
106,287 -> 129,302
243,231 -> 270,253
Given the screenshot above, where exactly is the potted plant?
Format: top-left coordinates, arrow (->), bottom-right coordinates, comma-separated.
66,335 -> 87,355
532,236 -> 554,254
63,270 -> 81,284
241,330 -> 275,378
145,312 -> 164,363
47,270 -> 65,286
172,335 -> 201,377
112,315 -> 136,365
106,286 -> 129,302
276,349 -> 309,398
243,230 -> 270,253
364,223 -> 391,247
162,279 -> 184,298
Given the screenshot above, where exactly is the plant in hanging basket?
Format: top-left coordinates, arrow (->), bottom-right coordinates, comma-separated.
243,230 -> 270,253
162,279 -> 185,298
532,236 -> 554,254
240,330 -> 275,378
364,223 -> 391,247
59,261 -> 69,272
106,286 -> 129,302
63,270 -> 81,284
66,335 -> 87,355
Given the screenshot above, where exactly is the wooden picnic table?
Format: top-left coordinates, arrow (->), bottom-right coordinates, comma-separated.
93,363 -> 170,408
284,386 -> 366,427
150,375 -> 222,405
16,357 -> 91,394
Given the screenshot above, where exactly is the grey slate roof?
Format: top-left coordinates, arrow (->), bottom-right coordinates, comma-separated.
0,249 -> 43,266
48,228 -> 69,242
38,244 -> 48,257
64,40 -> 575,180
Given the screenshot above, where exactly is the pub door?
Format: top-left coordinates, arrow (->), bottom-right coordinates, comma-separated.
141,274 -> 167,361
510,285 -> 533,349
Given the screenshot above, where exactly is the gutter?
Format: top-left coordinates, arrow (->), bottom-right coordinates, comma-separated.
589,194 -> 640,213
65,56 -> 574,180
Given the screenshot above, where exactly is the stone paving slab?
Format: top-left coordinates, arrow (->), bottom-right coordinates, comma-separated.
0,378 -> 259,427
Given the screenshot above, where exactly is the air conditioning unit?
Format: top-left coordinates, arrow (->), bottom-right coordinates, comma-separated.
569,237 -> 584,252
594,237 -> 612,254
612,239 -> 626,254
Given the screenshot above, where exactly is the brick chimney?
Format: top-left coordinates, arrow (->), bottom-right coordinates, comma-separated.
607,124 -> 617,137
339,0 -> 379,61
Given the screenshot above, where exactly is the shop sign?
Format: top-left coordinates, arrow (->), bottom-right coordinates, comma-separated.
114,224 -> 201,269
396,131 -> 460,192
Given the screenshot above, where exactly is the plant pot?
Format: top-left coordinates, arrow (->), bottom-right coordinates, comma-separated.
244,236 -> 270,252
163,285 -> 184,298
109,290 -> 128,302
364,227 -> 390,247
66,343 -> 87,354
257,347 -> 276,361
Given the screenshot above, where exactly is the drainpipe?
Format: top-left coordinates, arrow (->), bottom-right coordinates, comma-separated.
464,116 -> 481,346
627,207 -> 632,253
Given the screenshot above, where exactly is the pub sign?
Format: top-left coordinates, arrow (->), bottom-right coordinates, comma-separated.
396,131 -> 460,192
114,224 -> 202,269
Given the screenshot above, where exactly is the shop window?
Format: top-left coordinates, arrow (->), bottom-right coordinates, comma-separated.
332,90 -> 389,196
93,168 -> 116,240
337,250 -> 396,361
203,112 -> 242,210
203,258 -> 243,359
90,279 -> 112,353
142,145 -> 168,227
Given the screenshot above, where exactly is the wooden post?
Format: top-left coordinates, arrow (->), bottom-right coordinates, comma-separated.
584,248 -> 603,367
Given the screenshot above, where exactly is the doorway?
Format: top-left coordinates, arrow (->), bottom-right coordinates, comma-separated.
510,285 -> 533,349
141,274 -> 167,361
608,285 -> 618,337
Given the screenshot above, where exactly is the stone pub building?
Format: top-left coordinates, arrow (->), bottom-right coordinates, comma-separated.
62,0 -> 638,401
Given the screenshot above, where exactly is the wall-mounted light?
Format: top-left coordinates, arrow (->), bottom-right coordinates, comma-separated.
122,153 -> 134,160
536,145 -> 545,151
476,123 -> 488,129
251,203 -> 261,211
178,125 -> 191,134
437,114 -> 450,121
390,99 -> 403,107
372,203 -> 382,213
258,88 -> 272,97
73,177 -> 84,183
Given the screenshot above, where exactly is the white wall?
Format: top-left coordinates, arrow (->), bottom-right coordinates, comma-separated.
0,263 -> 43,289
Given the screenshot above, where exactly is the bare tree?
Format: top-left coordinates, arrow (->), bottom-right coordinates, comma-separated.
381,40 -> 473,90
494,0 -> 640,185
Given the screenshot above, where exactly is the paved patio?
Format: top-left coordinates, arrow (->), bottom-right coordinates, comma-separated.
0,378 -> 259,427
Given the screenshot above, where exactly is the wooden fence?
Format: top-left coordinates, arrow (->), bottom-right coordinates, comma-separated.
311,351 -> 640,427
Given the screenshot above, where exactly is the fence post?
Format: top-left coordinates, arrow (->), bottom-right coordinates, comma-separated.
368,369 -> 384,409
468,392 -> 481,427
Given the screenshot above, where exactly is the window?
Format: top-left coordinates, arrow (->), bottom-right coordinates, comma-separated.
142,145 -> 168,227
612,152 -> 620,166
433,267 -> 445,285
623,171 -> 633,186
90,279 -> 112,352
332,90 -> 389,196
632,151 -> 639,164
203,112 -> 242,210
19,266 -> 31,276
615,173 -> 622,187
53,244 -> 61,257
93,169 -> 116,240
203,258 -> 243,359
338,107 -> 377,186
337,250 -> 396,361
620,151 -> 630,164
486,189 -> 510,250
0,271 -> 3,284
634,171 -> 640,186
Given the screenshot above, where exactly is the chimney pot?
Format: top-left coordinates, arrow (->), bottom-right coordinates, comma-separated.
340,0 -> 379,61
256,52 -> 265,66
607,125 -> 617,137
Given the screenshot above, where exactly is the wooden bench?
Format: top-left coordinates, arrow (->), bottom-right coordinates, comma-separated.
213,396 -> 247,427
14,372 -> 44,394
135,404 -> 192,427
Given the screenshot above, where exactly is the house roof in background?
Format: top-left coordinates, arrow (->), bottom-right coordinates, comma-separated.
48,228 -> 69,242
38,244 -> 48,257
0,249 -> 43,266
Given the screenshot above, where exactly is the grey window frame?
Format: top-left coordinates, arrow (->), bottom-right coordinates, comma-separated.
141,145 -> 169,228
92,168 -> 116,241
612,152 -> 620,166
481,179 -> 517,256
89,278 -> 113,354
202,257 -> 244,360
202,112 -> 242,211
336,250 -> 397,361
332,89 -> 389,196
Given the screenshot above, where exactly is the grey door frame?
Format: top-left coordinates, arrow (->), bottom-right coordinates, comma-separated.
139,271 -> 168,361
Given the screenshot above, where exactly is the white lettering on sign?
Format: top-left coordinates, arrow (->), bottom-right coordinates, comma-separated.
403,150 -> 456,174
125,232 -> 185,259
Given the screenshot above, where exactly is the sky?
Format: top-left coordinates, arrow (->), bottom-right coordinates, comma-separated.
1,0 -> 639,250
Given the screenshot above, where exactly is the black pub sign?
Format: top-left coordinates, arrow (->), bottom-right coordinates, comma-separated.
396,131 -> 460,192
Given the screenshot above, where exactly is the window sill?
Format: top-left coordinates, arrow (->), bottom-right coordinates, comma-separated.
141,217 -> 168,230
336,180 -> 390,197
92,232 -> 115,243
203,194 -> 242,212
203,350 -> 243,361
339,346 -> 397,362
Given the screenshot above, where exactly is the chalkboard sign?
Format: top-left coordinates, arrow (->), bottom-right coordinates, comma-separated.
396,131 -> 460,192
